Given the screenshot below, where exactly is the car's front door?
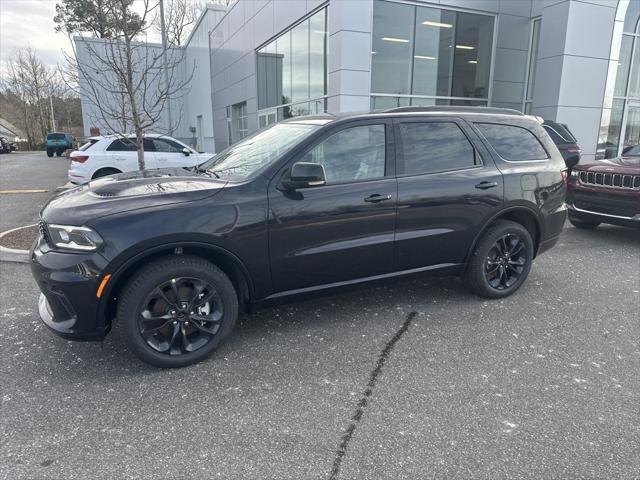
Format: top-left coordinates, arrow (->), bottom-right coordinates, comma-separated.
393,117 -> 504,270
268,120 -> 397,293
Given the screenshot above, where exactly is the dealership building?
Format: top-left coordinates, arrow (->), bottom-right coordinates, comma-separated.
79,0 -> 640,163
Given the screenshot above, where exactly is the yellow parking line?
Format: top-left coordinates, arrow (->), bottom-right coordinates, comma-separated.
0,189 -> 49,194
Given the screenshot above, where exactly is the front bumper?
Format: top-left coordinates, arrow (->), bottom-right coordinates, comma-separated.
30,236 -> 110,341
566,181 -> 640,228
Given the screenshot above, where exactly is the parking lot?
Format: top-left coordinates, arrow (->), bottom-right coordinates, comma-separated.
1,152 -> 639,479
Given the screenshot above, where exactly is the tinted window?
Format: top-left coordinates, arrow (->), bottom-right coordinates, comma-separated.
78,139 -> 99,151
106,138 -> 155,152
301,124 -> 386,183
47,133 -> 65,140
399,122 -> 476,175
476,123 -> 548,161
153,138 -> 184,152
107,139 -> 136,151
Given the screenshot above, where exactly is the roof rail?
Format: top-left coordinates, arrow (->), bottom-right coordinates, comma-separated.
383,106 -> 524,116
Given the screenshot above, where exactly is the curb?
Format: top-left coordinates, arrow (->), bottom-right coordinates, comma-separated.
0,224 -> 34,264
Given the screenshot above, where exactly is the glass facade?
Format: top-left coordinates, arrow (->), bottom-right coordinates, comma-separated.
256,8 -> 327,126
524,18 -> 541,114
598,3 -> 640,158
370,0 -> 494,109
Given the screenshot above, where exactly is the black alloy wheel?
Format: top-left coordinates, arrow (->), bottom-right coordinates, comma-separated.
484,233 -> 527,290
118,255 -> 238,368
138,277 -> 223,356
464,220 -> 534,298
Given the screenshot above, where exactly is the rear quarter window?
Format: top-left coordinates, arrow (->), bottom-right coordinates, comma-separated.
476,123 -> 548,161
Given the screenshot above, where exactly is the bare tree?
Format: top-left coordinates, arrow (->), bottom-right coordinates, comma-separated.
65,0 -> 194,170
2,48 -> 65,148
153,0 -> 204,46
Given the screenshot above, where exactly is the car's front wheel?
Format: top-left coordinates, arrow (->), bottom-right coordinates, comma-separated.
464,220 -> 534,299
117,255 -> 238,368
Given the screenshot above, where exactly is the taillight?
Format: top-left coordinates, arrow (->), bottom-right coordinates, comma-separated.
72,155 -> 89,163
567,147 -> 581,153
561,168 -> 568,186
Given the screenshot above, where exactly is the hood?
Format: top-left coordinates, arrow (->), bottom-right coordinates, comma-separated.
42,168 -> 226,225
575,156 -> 640,174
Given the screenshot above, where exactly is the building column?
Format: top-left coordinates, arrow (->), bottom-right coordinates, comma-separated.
532,0 -> 617,162
326,0 -> 373,113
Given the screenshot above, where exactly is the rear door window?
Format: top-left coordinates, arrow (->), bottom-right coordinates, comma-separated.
476,123 -> 548,161
106,139 -> 136,151
398,122 -> 478,175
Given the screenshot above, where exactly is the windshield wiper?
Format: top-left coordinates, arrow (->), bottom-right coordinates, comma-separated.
191,166 -> 220,179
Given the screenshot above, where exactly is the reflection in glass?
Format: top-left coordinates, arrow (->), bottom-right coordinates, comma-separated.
371,1 -> 414,95
623,0 -> 640,34
476,123 -> 548,161
597,99 -> 625,159
614,35 -> 633,97
412,7 -> 455,97
526,18 -> 541,102
628,37 -> 640,98
371,0 -> 494,103
623,104 -> 640,150
256,9 -> 327,114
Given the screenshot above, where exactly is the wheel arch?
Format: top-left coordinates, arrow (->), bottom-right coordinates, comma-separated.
100,242 -> 255,327
464,206 -> 542,269
91,166 -> 123,179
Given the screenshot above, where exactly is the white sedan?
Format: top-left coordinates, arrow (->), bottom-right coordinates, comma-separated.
68,134 -> 212,184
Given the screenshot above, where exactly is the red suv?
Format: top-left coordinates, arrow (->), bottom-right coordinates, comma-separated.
566,148 -> 640,229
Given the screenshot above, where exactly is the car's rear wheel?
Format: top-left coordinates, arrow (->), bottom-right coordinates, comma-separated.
92,168 -> 121,179
464,220 -> 534,299
117,255 -> 238,368
568,215 -> 600,229
46,149 -> 53,158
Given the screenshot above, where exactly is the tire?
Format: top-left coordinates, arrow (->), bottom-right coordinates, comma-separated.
568,215 -> 600,229
464,220 -> 534,299
117,255 -> 238,368
92,168 -> 121,179
55,150 -> 62,157
46,149 -> 53,157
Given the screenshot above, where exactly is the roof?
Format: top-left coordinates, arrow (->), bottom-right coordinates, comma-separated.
0,118 -> 25,139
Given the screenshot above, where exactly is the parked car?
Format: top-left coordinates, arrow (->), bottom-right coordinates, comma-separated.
542,120 -> 581,169
46,132 -> 74,157
68,134 -> 212,184
31,107 -> 567,367
566,147 -> 640,229
0,136 -> 15,153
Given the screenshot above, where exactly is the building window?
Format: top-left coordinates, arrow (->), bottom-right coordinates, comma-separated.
256,8 -> 327,126
370,0 -> 494,109
524,18 -> 541,114
597,2 -> 640,158
226,102 -> 248,145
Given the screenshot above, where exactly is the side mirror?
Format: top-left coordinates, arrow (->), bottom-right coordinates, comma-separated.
182,147 -> 191,156
281,162 -> 326,190
564,154 -> 580,170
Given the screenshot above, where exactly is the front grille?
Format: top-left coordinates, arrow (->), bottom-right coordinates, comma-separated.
579,171 -> 640,190
38,220 -> 51,246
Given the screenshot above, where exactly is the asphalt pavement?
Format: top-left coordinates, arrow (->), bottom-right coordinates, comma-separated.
0,220 -> 638,479
0,151 -> 69,232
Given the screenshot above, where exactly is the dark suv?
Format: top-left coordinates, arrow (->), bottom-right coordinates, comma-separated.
31,107 -> 567,367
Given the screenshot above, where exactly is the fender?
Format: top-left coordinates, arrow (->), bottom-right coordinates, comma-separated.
97,240 -> 256,322
463,204 -> 543,269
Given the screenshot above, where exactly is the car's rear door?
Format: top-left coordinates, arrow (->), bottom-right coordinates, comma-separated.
104,138 -> 158,171
268,119 -> 397,293
393,117 -> 504,270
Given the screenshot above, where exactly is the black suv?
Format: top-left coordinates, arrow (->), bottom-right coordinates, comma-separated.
31,107 -> 567,367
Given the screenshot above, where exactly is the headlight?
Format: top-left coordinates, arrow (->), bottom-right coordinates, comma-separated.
570,170 -> 580,177
47,224 -> 103,251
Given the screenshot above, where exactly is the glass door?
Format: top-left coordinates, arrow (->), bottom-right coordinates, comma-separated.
621,100 -> 640,155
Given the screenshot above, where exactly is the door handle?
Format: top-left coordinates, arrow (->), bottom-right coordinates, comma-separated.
364,194 -> 392,203
475,181 -> 498,190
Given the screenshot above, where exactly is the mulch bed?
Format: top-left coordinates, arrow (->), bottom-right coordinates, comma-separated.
0,224 -> 38,251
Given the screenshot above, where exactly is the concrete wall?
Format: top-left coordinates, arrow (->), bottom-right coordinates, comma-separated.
532,0 -> 617,162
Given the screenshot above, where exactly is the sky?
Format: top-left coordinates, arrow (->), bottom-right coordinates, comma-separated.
0,0 -> 198,69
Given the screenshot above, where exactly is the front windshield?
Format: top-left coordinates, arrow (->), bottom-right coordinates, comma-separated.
199,122 -> 321,180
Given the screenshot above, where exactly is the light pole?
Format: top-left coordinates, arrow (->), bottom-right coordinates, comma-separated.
159,0 -> 173,135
